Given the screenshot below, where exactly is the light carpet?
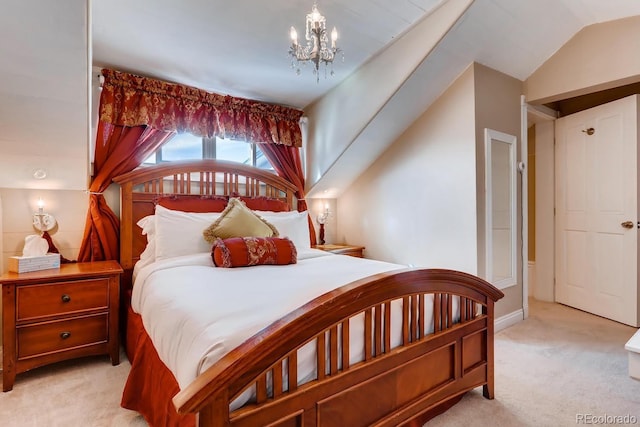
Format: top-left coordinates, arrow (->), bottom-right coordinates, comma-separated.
429,299 -> 639,426
0,299 -> 638,426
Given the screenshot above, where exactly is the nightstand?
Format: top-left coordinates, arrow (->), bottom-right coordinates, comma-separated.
1,260 -> 123,391
312,244 -> 365,258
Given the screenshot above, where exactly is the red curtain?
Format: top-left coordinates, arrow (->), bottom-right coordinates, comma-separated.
258,143 -> 317,246
78,122 -> 174,261
79,69 -> 307,261
100,69 -> 303,147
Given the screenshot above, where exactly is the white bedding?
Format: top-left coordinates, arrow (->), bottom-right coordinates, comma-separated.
131,249 -> 407,397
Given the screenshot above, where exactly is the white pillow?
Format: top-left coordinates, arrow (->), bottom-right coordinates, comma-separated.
137,215 -> 155,237
260,211 -> 311,249
253,210 -> 301,217
138,239 -> 156,263
154,205 -> 221,261
136,215 -> 156,264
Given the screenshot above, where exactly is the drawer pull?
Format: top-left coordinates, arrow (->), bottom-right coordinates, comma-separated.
60,331 -> 71,340
61,294 -> 71,303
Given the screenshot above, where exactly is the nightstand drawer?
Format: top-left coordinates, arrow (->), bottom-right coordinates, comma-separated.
17,314 -> 108,359
16,278 -> 109,321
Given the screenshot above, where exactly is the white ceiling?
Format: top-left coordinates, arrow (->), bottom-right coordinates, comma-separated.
92,0 -> 444,109
92,0 -> 640,110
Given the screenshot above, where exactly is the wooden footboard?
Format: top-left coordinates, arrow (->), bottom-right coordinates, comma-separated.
173,268 -> 504,427
114,161 -> 504,425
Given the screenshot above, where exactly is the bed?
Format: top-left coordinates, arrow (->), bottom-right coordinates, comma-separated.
114,159 -> 504,427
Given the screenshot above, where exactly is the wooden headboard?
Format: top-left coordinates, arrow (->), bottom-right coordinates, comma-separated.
113,160 -> 298,273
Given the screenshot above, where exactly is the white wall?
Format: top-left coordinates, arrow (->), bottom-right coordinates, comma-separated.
0,0 -> 89,190
0,1 -> 89,346
0,0 -> 89,269
337,66 -> 478,274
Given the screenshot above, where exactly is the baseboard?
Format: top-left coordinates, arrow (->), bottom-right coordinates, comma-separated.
495,309 -> 524,332
528,261 -> 535,297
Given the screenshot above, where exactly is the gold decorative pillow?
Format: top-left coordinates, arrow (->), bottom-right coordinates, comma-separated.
203,198 -> 279,243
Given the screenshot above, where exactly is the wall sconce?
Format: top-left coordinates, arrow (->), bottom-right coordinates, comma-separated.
316,203 -> 330,245
32,198 -> 57,233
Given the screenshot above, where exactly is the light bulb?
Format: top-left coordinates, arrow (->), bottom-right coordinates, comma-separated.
37,198 -> 44,214
290,26 -> 298,44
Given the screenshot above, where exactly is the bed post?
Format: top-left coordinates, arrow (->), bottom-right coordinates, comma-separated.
119,181 -> 134,271
483,298 -> 496,399
194,392 -> 230,427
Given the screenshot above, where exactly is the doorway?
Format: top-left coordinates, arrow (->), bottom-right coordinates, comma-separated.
529,96 -> 640,327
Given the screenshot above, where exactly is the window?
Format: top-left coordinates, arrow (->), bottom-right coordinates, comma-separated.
144,133 -> 273,170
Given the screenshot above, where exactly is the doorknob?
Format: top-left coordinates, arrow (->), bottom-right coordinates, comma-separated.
621,221 -> 634,229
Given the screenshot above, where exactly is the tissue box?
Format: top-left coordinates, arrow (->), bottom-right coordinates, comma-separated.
8,253 -> 61,273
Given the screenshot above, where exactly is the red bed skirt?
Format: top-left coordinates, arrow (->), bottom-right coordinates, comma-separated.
121,305 -> 196,427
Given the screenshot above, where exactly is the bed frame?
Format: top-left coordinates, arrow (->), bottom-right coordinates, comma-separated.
114,160 -> 504,427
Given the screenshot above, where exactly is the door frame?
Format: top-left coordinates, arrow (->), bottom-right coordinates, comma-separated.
521,98 -> 558,315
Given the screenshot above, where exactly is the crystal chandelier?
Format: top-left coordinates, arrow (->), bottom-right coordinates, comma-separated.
289,3 -> 341,82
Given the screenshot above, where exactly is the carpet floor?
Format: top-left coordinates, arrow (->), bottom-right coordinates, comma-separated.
0,299 -> 638,426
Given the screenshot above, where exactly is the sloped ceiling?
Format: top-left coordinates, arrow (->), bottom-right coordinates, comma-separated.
305,0 -> 640,197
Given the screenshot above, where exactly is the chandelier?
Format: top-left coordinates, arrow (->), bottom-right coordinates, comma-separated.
289,3 -> 341,82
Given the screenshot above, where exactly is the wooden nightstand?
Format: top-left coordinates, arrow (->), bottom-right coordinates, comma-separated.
1,260 -> 123,391
312,244 -> 365,258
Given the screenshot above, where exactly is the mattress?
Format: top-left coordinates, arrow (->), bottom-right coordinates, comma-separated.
131,249 -> 456,408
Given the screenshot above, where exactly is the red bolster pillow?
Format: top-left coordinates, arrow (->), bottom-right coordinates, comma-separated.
212,237 -> 297,268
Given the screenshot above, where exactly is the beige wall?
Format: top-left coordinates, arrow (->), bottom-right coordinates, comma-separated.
0,189 -> 88,345
473,64 -> 524,318
1,189 -> 88,268
337,65 -> 478,272
337,63 -> 524,319
534,121 -> 555,302
307,198 -> 337,244
526,15 -> 640,104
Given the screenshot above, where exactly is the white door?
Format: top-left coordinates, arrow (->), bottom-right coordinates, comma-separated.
555,95 -> 639,327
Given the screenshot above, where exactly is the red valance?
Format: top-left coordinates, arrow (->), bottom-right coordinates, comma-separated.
99,69 -> 303,147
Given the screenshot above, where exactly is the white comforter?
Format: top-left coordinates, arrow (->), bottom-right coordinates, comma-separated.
131,249 -> 405,396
